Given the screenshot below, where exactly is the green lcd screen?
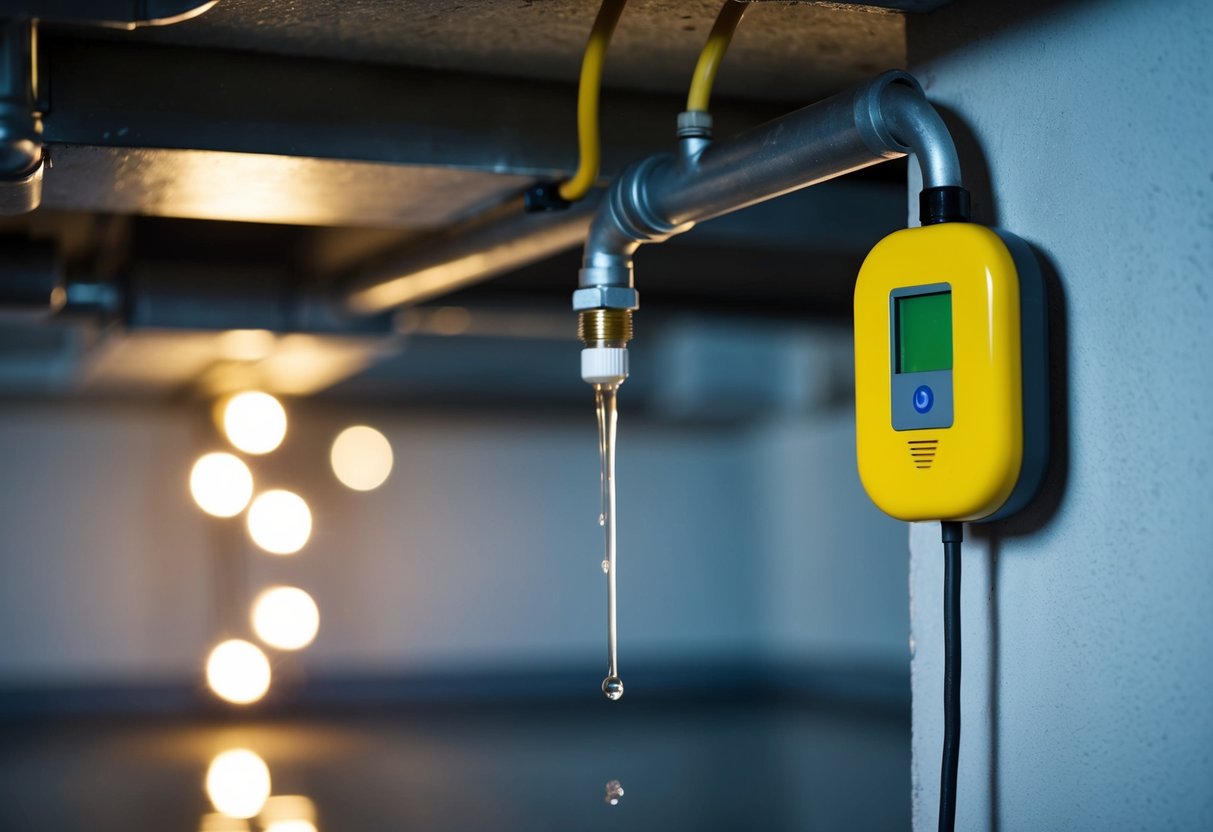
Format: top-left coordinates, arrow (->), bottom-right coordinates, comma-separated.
896,290 -> 953,373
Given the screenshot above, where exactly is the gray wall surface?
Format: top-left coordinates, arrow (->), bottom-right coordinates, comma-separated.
906,1 -> 1213,829
0,393 -> 907,688
755,413 -> 909,667
0,403 -> 754,682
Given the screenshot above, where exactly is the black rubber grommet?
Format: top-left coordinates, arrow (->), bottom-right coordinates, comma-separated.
920,186 -> 972,225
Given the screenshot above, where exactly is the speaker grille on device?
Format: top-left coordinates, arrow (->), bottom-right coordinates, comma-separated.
908,439 -> 939,469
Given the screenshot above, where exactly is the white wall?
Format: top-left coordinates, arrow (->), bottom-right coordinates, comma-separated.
907,1 -> 1213,828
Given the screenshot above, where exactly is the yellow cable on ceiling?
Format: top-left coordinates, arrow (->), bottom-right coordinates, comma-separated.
686,0 -> 749,113
558,0 -> 628,204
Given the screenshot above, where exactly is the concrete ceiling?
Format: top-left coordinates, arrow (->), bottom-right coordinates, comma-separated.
129,0 -> 906,103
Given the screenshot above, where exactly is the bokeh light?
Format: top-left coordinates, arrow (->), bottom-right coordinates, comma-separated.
265,822 -> 318,832
252,586 -> 320,650
330,425 -> 393,491
222,391 -> 287,455
260,795 -> 316,828
206,639 -> 271,705
246,490 -> 312,555
190,452 -> 254,518
205,749 -> 271,819
198,813 -> 251,831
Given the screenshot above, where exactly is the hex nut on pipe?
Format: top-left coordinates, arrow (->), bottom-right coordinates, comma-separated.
572,286 -> 639,311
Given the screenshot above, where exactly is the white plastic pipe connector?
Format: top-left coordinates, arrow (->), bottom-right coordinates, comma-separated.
581,347 -> 629,385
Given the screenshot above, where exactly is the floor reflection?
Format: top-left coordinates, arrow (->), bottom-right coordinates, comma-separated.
0,698 -> 909,831
200,792 -> 317,832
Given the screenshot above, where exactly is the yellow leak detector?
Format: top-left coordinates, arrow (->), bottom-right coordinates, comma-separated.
854,222 -> 1048,522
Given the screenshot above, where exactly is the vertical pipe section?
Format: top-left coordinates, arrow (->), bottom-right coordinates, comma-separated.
0,18 -> 42,213
879,82 -> 962,194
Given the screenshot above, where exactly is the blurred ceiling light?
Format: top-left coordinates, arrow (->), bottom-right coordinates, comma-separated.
252,586 -> 320,651
247,490 -> 312,555
222,391 -> 287,455
218,329 -> 277,362
330,425 -> 393,491
206,749 -> 271,819
190,453 -> 255,518
206,639 -> 272,705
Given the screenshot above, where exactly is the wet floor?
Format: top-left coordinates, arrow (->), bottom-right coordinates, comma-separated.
0,698 -> 909,831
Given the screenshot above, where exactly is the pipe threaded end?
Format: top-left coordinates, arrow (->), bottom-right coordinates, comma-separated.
579,308 -> 633,345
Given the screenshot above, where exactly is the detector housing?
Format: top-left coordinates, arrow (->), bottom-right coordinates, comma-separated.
854,222 -> 1048,522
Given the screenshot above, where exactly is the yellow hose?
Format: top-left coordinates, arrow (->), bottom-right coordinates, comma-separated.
686,0 -> 748,113
558,0 -> 628,203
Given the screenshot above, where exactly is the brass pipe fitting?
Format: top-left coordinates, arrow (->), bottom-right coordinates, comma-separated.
578,308 -> 633,345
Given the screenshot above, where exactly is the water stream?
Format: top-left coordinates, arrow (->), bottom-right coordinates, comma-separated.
594,381 -> 624,701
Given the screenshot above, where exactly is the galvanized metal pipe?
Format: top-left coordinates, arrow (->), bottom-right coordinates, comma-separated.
576,70 -> 962,301
339,70 -> 960,317
654,79 -> 913,228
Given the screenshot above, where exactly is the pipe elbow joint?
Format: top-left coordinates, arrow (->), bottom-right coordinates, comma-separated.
858,71 -> 962,192
577,154 -> 684,308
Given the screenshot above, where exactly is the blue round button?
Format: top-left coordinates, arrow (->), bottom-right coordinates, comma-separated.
913,385 -> 934,414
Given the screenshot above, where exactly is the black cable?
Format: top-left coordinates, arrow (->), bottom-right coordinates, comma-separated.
939,520 -> 963,832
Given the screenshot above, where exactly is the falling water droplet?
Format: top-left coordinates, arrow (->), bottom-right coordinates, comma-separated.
604,779 -> 625,806
598,513 -> 605,526
601,559 -> 610,574
602,675 -> 624,701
